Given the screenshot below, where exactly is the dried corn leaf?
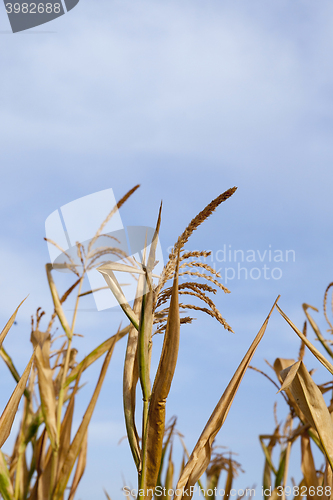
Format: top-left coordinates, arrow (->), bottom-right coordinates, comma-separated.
98,262 -> 144,275
223,456 -> 234,500
53,336 -> 117,500
68,429 -> 88,500
0,451 -> 14,500
147,202 -> 162,274
0,298 -> 27,349
57,381 -> 77,480
36,451 -> 52,500
324,458 -> 333,500
123,275 -> 143,470
302,304 -> 333,358
301,433 -> 319,500
97,266 -> 140,329
137,207 -> 163,485
23,409 -> 42,446
0,347 -> 30,400
0,352 -> 34,448
142,254 -> 180,493
137,271 -> 153,418
293,479 -> 306,500
27,429 -> 48,500
46,264 -> 72,338
17,446 -> 29,500
274,448 -> 286,488
206,469 -> 219,497
97,262 -> 161,279
260,428 -> 279,497
277,305 -> 333,375
30,330 -> 51,358
157,417 -> 177,488
35,345 -> 58,450
274,358 -> 311,431
164,446 -> 174,500
174,297 -> 279,499
104,490 -> 112,500
138,205 -> 162,405
279,361 -> 333,471
267,488 -> 280,500
35,378 -> 79,500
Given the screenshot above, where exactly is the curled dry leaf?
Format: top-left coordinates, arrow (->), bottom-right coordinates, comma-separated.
274,358 -> 308,424
279,361 -> 333,472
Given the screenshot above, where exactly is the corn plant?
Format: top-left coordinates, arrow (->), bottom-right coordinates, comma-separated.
0,186 -> 141,500
147,417 -> 243,500
252,283 -> 333,500
97,185 -> 279,499
0,185 -> 281,500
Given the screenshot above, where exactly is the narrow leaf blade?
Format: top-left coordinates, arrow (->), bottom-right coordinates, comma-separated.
174,297 -> 279,499
0,353 -> 34,448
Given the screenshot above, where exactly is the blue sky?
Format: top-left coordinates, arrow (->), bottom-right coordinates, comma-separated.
1,0 -> 333,498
